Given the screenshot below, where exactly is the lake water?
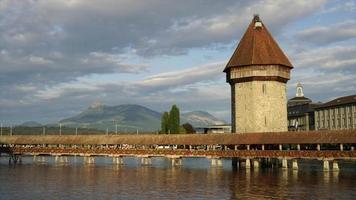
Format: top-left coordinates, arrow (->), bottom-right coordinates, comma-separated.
0,156 -> 355,199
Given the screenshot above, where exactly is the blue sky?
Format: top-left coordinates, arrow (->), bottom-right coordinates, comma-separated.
0,0 -> 355,124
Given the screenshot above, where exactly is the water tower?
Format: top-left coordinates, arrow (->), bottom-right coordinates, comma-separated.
224,15 -> 293,133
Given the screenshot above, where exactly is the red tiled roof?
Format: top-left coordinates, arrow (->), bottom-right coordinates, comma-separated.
224,16 -> 293,72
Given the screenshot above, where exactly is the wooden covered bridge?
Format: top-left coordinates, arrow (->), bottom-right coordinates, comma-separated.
1,130 -> 355,170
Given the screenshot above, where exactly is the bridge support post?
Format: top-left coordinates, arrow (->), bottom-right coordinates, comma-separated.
113,157 -> 123,165
292,159 -> 298,170
54,155 -> 59,163
54,155 -> 66,163
253,159 -> 259,170
171,158 -> 182,166
245,158 -> 251,169
323,160 -> 329,171
211,158 -> 216,166
84,156 -> 95,164
282,158 -> 288,169
211,158 -> 222,167
141,157 -> 151,166
59,156 -> 68,163
217,158 -> 222,166
332,161 -> 339,171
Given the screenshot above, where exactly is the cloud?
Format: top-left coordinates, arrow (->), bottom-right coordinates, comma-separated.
1,0 -> 343,125
0,0 -> 326,87
320,0 -> 356,14
293,45 -> 356,72
296,20 -> 356,45
29,56 -> 53,65
141,62 -> 224,90
81,51 -> 150,73
0,61 -> 230,123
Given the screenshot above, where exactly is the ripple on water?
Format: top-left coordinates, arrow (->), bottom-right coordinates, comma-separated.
0,156 -> 355,199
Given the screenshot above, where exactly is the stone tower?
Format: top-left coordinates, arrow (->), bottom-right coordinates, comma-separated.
224,15 -> 293,133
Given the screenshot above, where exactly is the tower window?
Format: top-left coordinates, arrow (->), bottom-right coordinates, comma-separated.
262,84 -> 266,94
265,116 -> 267,125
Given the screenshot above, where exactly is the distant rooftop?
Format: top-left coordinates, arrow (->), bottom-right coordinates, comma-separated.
316,95 -> 356,109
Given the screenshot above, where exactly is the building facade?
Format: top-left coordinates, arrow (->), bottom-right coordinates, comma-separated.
195,125 -> 231,134
315,95 -> 356,130
224,15 -> 293,133
287,83 -> 318,131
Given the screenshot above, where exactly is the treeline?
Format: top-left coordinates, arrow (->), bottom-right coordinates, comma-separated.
160,105 -> 195,134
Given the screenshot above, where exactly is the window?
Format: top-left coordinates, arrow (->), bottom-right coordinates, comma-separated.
262,84 -> 266,94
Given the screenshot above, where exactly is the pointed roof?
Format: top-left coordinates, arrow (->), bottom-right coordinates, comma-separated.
224,15 -> 293,72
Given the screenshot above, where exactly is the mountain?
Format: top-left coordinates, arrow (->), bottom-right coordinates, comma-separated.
20,121 -> 43,127
60,104 -> 161,132
181,111 -> 226,127
59,104 -> 225,132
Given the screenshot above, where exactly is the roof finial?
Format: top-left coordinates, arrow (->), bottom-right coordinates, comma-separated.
253,14 -> 260,22
253,14 -> 262,29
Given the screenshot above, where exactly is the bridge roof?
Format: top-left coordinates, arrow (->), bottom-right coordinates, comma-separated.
1,130 -> 355,145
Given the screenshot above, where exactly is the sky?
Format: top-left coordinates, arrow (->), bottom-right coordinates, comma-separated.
0,0 -> 356,125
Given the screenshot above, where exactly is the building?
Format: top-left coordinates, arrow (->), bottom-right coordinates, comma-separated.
287,83 -> 318,131
315,95 -> 356,130
288,83 -> 312,107
223,15 -> 293,133
195,124 -> 231,134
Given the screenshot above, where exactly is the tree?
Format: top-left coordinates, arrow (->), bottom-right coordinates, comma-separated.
168,105 -> 180,134
182,123 -> 196,134
161,112 -> 169,134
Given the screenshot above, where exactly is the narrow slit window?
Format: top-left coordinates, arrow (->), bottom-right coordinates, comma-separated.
262,84 -> 266,94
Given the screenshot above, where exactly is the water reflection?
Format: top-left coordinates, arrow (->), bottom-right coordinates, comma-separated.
0,157 -> 355,199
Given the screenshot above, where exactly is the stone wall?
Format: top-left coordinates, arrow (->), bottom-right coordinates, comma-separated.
233,80 -> 288,133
